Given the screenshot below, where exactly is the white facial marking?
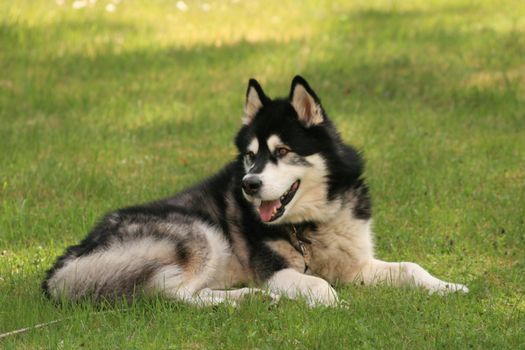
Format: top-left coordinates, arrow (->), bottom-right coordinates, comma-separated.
266,134 -> 283,153
256,161 -> 304,202
247,138 -> 259,154
243,138 -> 259,171
278,154 -> 331,223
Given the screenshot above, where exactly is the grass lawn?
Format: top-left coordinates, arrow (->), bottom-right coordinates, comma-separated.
1,0 -> 524,348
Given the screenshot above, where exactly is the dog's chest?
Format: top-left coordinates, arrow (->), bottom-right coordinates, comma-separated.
304,213 -> 374,283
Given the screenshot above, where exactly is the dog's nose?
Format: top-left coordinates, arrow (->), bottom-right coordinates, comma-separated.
242,175 -> 262,195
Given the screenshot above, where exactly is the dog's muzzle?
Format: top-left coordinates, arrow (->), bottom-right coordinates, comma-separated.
242,175 -> 262,196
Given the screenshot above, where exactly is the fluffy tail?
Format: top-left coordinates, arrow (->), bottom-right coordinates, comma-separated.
43,236 -> 179,301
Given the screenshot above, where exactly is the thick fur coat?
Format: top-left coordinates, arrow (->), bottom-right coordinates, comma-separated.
43,76 -> 468,306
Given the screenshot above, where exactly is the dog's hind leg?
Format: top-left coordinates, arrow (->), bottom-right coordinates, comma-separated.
199,288 -> 278,301
143,223 -> 279,306
44,219 -> 246,305
358,259 -> 468,294
147,266 -> 278,306
196,288 -> 280,305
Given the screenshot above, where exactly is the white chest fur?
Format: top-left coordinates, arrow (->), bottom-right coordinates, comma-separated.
306,207 -> 375,283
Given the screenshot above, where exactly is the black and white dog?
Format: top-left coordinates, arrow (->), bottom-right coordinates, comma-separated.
43,76 -> 468,306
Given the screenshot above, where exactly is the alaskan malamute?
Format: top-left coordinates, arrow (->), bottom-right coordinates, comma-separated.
43,76 -> 468,306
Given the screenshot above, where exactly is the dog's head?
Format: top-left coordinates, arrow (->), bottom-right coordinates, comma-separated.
235,76 -> 355,224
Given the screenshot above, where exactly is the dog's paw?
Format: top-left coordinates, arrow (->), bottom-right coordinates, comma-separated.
304,279 -> 339,307
428,282 -> 469,295
267,268 -> 339,307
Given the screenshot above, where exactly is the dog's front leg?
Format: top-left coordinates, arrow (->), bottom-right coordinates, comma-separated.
267,268 -> 338,306
359,259 -> 468,294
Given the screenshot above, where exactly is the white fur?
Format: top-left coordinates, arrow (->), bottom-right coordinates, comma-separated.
256,161 -> 304,201
280,154 -> 333,223
359,259 -> 469,294
247,138 -> 259,154
267,268 -> 338,307
266,135 -> 282,153
307,212 -> 374,282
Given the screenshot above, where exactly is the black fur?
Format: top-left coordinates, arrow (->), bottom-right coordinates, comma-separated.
236,79 -> 365,202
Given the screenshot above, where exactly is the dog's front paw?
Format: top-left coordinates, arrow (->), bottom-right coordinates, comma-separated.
304,279 -> 339,307
268,268 -> 339,307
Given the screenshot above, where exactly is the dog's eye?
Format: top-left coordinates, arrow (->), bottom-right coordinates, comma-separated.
275,147 -> 290,158
245,151 -> 255,161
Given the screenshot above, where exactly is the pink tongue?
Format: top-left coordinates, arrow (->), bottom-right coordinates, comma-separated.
258,200 -> 281,222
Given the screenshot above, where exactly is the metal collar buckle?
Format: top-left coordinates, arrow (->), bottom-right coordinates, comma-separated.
290,224 -> 311,273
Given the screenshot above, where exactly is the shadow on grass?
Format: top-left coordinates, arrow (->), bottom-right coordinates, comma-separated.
290,7 -> 524,132
1,2 -> 524,247
2,6 -> 523,131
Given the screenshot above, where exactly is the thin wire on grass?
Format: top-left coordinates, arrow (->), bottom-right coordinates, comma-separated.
0,309 -> 127,340
0,318 -> 68,340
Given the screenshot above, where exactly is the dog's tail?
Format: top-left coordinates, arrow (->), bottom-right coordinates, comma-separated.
42,239 -> 170,302
41,214 -> 180,302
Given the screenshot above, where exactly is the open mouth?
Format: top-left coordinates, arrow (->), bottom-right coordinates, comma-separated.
257,180 -> 300,222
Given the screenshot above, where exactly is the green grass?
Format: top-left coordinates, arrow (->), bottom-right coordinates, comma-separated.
1,0 -> 524,348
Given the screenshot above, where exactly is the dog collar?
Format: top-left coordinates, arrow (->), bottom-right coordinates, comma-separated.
289,224 -> 312,273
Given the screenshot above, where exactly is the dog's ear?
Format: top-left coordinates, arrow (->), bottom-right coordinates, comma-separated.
289,76 -> 324,127
243,79 -> 268,125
